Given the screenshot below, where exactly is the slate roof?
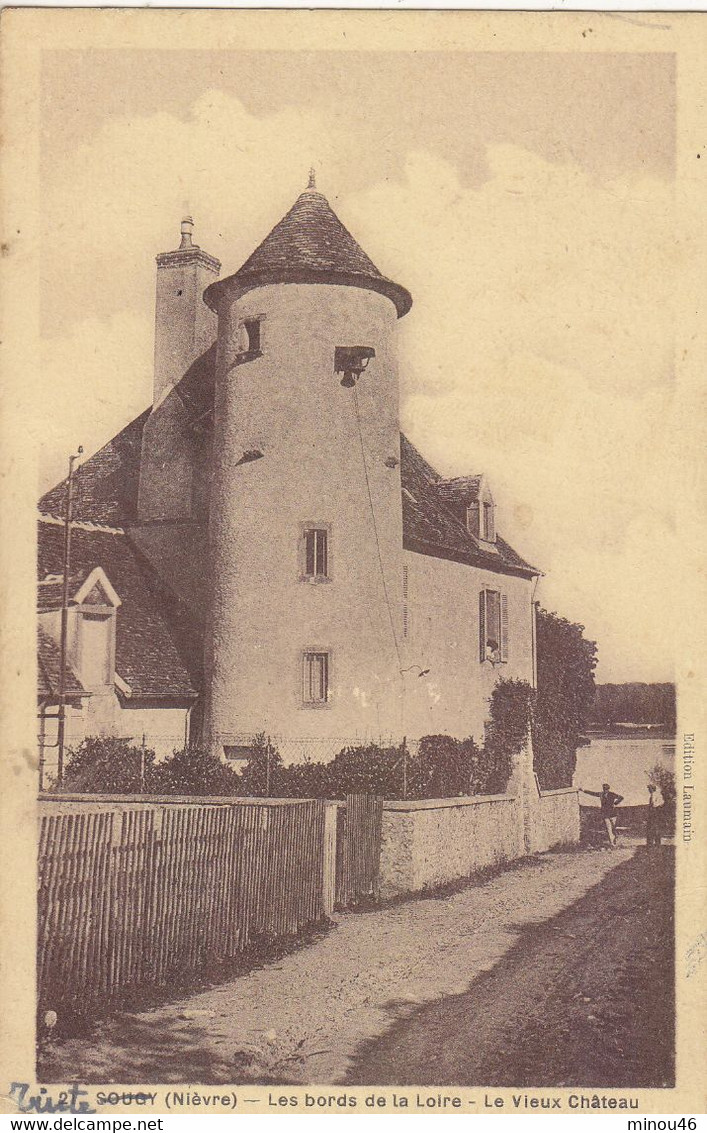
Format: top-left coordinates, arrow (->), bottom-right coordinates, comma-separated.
39,409 -> 149,527
39,386 -> 537,580
437,475 -> 483,504
37,519 -> 200,701
204,187 -> 412,318
399,437 -> 537,576
37,625 -> 87,702
37,569 -> 97,612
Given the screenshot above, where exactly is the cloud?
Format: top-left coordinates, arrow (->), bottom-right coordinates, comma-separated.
42,90 -> 337,335
344,147 -> 675,679
36,310 -> 153,490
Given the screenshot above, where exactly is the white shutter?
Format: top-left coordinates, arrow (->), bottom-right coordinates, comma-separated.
479,590 -> 486,662
500,593 -> 509,662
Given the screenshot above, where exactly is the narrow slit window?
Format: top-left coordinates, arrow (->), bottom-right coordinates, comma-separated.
303,652 -> 329,704
304,528 -> 328,578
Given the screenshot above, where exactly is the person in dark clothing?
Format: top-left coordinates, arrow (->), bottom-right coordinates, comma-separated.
646,783 -> 663,847
580,782 -> 624,846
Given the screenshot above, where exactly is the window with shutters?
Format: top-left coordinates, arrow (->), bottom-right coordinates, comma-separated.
466,502 -> 480,538
479,588 -> 509,663
301,526 -> 330,581
302,651 -> 330,706
482,501 -> 496,542
467,496 -> 496,543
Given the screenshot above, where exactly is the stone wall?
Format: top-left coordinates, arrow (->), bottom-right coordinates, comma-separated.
379,794 -> 522,900
536,787 -> 581,851
377,737 -> 580,900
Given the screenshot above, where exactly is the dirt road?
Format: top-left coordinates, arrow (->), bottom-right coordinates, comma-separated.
41,845 -> 672,1086
348,848 -> 674,1087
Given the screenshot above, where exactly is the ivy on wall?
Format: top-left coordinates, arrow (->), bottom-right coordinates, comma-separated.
533,607 -> 598,790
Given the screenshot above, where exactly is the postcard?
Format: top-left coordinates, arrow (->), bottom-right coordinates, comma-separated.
0,8 -> 705,1120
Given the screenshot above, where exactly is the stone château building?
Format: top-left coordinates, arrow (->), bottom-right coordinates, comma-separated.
37,176 -> 540,776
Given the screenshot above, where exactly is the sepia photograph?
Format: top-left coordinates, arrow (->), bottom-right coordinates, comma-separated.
1,8 -> 705,1119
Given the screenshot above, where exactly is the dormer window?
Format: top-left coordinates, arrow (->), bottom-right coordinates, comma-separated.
79,612 -> 113,689
466,496 -> 496,543
71,567 -> 121,693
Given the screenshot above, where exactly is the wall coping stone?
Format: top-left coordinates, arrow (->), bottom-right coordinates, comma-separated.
39,793 -> 320,808
383,793 -> 515,812
539,787 -> 579,797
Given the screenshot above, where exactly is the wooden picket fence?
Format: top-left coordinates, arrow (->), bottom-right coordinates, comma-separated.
37,798 -> 326,1010
335,794 -> 383,908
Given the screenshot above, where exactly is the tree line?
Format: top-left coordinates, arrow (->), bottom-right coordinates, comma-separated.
590,682 -> 676,729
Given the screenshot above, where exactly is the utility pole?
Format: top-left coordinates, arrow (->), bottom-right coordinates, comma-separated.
140,734 -> 147,793
401,734 -> 408,801
265,736 -> 272,797
56,447 -> 82,785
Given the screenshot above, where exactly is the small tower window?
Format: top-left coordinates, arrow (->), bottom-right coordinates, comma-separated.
243,318 -> 262,355
303,651 -> 330,705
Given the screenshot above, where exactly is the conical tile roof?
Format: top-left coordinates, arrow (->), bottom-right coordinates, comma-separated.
204,182 -> 411,318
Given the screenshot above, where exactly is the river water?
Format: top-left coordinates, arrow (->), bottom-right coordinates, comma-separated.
573,735 -> 676,807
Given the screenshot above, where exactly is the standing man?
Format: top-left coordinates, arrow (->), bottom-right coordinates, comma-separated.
580,783 -> 624,847
646,783 -> 663,847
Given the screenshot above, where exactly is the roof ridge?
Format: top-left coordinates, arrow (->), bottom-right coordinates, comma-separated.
38,512 -> 125,535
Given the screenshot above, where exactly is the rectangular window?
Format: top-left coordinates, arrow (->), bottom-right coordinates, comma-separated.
303,652 -> 330,704
304,528 -> 329,578
479,589 -> 508,662
243,318 -> 262,354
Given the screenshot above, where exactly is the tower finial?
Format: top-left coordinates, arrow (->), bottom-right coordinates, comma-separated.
179,215 -> 194,250
307,167 -> 316,190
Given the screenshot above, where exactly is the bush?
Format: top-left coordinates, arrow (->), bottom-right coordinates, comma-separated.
228,734 -> 285,796
152,745 -> 242,796
325,743 -> 405,799
416,734 -> 483,798
60,736 -> 157,794
647,763 -> 677,810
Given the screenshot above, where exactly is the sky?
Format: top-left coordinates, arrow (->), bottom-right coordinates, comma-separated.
37,49 -> 676,683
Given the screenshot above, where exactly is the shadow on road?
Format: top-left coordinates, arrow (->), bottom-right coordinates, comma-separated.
345,848 -> 674,1089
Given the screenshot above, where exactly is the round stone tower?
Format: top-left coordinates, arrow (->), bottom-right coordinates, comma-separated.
202,175 -> 412,760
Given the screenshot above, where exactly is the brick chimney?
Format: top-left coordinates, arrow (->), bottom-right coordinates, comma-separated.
153,217 -> 220,405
